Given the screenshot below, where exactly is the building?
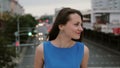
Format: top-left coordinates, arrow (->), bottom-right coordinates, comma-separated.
0,0 -> 24,15
82,10 -> 94,30
81,10 -> 91,22
91,0 -> 120,24
82,0 -> 120,34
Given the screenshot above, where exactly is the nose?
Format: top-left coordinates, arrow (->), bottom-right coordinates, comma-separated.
79,25 -> 83,32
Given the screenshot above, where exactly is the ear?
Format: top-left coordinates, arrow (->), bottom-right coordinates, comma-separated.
58,24 -> 64,31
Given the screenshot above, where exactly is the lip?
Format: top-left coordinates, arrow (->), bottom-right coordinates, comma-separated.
76,32 -> 80,35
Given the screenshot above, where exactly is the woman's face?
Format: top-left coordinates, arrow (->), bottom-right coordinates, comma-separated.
61,13 -> 83,39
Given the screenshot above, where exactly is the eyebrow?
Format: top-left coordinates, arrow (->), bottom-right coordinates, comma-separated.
76,21 -> 82,24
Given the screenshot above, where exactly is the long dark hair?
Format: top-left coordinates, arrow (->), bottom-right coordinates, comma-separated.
48,7 -> 83,42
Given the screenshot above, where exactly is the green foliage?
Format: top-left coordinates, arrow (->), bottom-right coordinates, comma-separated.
0,36 -> 16,68
19,14 -> 38,43
20,14 -> 38,27
0,12 -> 37,67
0,12 -> 16,67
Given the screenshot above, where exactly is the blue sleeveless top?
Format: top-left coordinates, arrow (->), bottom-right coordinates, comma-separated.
43,41 -> 84,68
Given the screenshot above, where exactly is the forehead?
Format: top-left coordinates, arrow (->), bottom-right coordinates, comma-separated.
68,13 -> 82,23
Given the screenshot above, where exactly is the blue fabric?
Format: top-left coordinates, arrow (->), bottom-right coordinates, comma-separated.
43,41 -> 84,68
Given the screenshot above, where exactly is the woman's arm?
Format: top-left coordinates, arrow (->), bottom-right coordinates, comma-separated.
34,43 -> 44,68
80,45 -> 89,68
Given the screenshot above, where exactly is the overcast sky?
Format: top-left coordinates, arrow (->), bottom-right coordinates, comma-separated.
18,0 -> 91,16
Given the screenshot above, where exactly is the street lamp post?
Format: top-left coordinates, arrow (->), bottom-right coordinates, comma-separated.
17,16 -> 20,44
0,2 -> 3,18
16,16 -> 20,54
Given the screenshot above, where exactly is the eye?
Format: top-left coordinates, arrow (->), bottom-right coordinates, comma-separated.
74,22 -> 81,26
74,23 -> 79,26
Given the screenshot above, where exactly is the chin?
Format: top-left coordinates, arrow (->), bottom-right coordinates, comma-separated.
72,36 -> 80,40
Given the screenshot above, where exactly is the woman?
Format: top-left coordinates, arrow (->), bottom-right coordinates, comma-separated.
34,7 -> 89,68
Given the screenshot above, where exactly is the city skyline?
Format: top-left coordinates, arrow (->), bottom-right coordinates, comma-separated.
18,0 -> 91,16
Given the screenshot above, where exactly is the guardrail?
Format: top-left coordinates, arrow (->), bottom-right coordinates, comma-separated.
20,44 -> 35,46
84,28 -> 120,52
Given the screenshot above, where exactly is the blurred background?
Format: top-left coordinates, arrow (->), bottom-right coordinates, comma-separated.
0,0 -> 120,68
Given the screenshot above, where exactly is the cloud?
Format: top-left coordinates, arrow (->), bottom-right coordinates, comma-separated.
19,0 -> 91,16
20,0 -> 90,6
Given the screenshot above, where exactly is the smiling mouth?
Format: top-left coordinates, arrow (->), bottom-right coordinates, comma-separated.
76,32 -> 80,34
77,33 -> 80,35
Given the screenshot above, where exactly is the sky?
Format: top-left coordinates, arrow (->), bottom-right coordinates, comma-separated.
18,0 -> 91,17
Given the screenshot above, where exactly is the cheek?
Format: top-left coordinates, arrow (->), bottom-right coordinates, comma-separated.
64,26 -> 76,35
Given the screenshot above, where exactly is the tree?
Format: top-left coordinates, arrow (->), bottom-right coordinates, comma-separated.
0,12 -> 38,67
19,14 -> 38,43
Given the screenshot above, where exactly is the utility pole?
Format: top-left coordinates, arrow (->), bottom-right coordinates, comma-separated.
17,16 -> 20,44
16,16 -> 20,54
0,2 -> 3,19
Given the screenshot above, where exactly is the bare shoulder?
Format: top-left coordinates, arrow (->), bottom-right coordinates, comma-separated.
80,45 -> 89,68
34,42 -> 44,68
36,42 -> 44,53
84,45 -> 89,54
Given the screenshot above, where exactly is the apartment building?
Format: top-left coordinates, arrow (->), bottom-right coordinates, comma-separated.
91,0 -> 120,24
0,0 -> 24,15
91,0 -> 120,34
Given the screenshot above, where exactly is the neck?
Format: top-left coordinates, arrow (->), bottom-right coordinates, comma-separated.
52,33 -> 75,48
